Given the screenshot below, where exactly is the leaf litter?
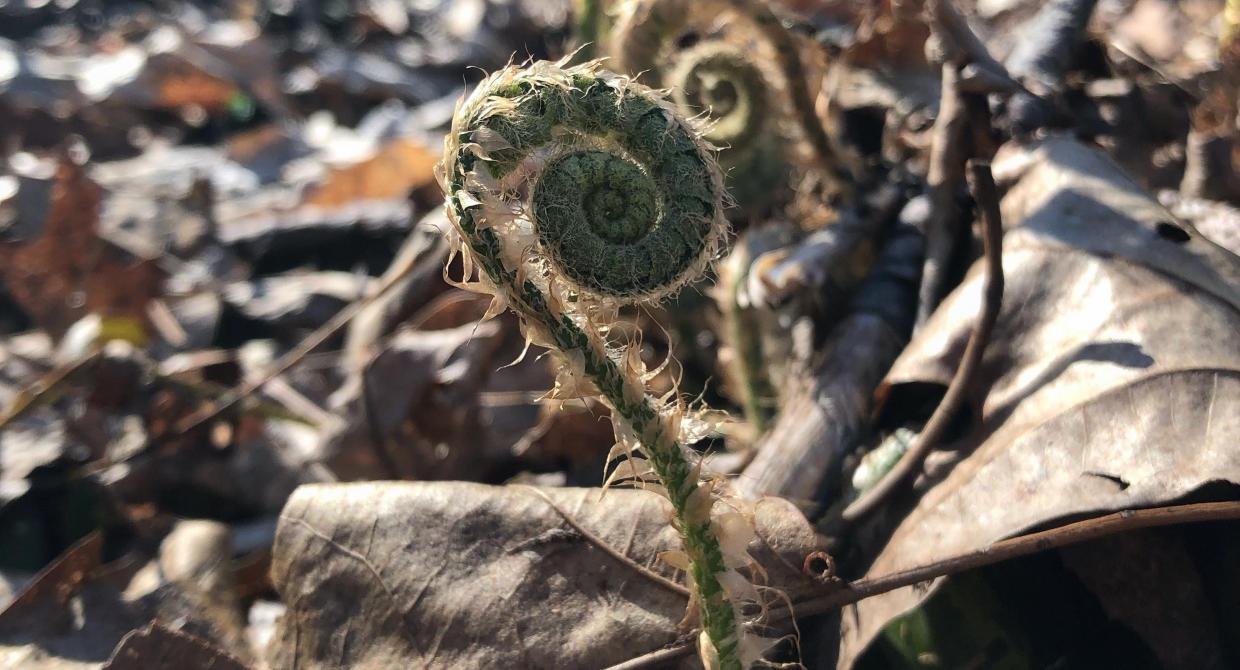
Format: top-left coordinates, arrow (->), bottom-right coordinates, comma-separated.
0,1 -> 1236,669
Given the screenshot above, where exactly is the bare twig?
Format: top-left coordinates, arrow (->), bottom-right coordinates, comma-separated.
603,635 -> 699,670
793,500 -> 1240,618
0,346 -> 102,429
521,486 -> 691,598
840,161 -> 1004,524
916,61 -> 973,327
916,0 -> 1008,327
607,500 -> 1240,668
738,210 -> 921,505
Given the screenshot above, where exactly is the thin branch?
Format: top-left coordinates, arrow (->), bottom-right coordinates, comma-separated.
521,486 -> 692,598
792,500 -> 1240,618
0,346 -> 102,429
841,161 -> 1004,523
915,61 -> 973,327
607,500 -> 1240,668
916,0 -> 1010,326
603,635 -> 699,670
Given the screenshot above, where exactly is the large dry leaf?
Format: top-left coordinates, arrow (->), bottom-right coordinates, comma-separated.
0,522 -> 248,669
268,482 -> 825,669
320,311 -> 508,481
839,135 -> 1240,667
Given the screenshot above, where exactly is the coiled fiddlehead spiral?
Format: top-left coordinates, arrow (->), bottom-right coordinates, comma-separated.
668,42 -> 770,155
612,0 -> 851,197
438,59 -> 757,670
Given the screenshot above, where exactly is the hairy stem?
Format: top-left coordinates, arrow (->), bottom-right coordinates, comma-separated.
571,0 -> 604,61
453,206 -> 742,667
718,240 -> 775,435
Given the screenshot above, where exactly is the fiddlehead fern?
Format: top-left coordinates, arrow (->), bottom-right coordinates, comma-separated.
611,0 -> 851,199
438,59 -> 761,670
667,42 -> 770,155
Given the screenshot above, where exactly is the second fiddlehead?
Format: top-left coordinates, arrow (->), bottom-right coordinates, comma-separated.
667,43 -> 770,154
611,0 -> 851,198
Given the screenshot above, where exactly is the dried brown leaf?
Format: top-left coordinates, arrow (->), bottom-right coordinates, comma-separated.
267,482 -> 824,669
839,135 -> 1240,667
322,312 -> 508,480
0,521 -> 248,669
0,532 -> 102,621
0,157 -> 163,339
302,138 -> 439,210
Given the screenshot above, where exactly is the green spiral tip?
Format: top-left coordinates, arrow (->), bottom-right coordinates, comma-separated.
447,59 -> 726,303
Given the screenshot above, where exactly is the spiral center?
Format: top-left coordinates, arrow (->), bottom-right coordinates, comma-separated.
493,77 -> 720,300
699,77 -> 739,116
586,189 -> 636,241
537,149 -> 658,247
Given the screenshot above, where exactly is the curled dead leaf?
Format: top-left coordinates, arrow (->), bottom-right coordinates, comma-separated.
840,135 -> 1240,667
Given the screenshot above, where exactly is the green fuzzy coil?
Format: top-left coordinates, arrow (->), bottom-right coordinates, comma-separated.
441,61 -> 742,670
475,66 -> 721,300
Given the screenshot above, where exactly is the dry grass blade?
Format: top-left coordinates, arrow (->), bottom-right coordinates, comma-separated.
0,346 -> 102,429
